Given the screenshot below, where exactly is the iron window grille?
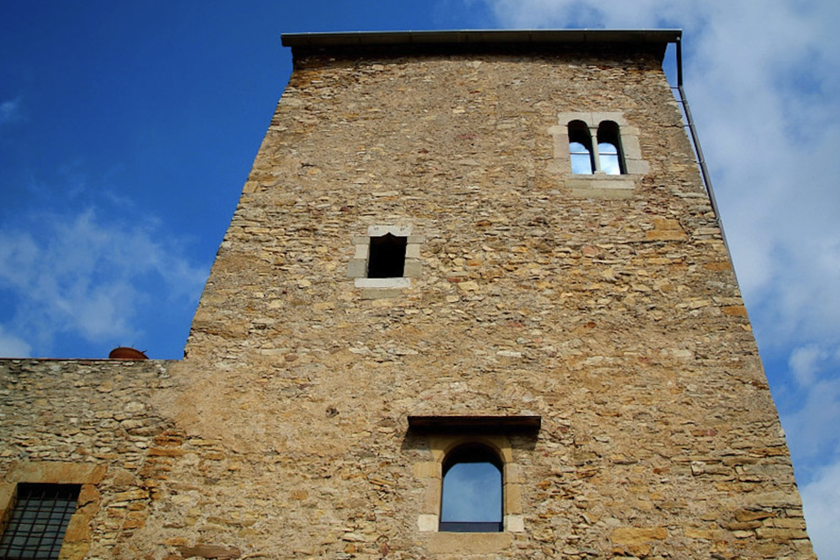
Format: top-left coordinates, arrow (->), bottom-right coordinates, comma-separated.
0,483 -> 81,560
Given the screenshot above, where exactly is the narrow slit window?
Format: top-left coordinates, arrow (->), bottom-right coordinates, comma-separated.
0,483 -> 81,559
597,121 -> 625,175
440,443 -> 503,532
568,120 -> 594,175
367,233 -> 407,278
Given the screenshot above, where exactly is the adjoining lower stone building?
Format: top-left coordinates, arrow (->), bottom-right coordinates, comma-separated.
0,30 -> 817,559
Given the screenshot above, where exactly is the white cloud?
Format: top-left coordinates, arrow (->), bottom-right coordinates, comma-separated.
0,207 -> 207,356
789,345 -> 827,388
783,375 -> 840,469
0,326 -> 31,358
481,0 -> 699,28
0,96 -> 23,125
801,458 -> 840,560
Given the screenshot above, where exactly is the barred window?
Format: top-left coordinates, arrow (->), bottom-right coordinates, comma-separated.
0,483 -> 81,559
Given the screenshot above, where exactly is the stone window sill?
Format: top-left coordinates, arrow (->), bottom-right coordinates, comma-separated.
424,532 -> 512,554
566,175 -> 638,199
354,277 -> 411,289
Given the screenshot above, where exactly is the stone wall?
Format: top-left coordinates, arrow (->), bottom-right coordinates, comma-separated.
0,39 -> 816,559
170,45 -> 814,558
0,359 -> 177,558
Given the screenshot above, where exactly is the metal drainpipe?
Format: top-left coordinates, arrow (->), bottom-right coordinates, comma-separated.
674,35 -> 733,257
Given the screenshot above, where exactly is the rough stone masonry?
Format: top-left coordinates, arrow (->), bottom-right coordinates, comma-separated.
0,30 -> 816,559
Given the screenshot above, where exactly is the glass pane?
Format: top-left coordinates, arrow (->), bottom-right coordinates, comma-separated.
570,140 -> 593,175
571,154 -> 593,174
598,141 -> 621,175
569,141 -> 589,154
600,153 -> 621,175
441,462 -> 502,523
598,141 -> 618,155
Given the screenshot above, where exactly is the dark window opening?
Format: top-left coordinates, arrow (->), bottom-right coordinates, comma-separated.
440,443 -> 503,532
368,234 -> 407,278
597,121 -> 625,175
568,120 -> 594,175
0,483 -> 81,560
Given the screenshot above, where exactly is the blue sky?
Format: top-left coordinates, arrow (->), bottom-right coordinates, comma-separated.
2,1 -> 839,557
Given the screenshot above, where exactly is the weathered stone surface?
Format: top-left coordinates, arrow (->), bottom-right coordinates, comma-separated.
610,526 -> 667,557
0,360 -> 175,559
178,544 -> 241,559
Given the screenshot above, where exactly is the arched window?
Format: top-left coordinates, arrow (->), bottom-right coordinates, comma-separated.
597,121 -> 625,175
439,443 -> 503,532
568,120 -> 594,175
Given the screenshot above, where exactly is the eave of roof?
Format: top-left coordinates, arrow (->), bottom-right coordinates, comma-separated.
281,29 -> 681,49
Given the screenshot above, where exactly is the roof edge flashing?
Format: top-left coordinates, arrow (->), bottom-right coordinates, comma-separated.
281,29 -> 682,49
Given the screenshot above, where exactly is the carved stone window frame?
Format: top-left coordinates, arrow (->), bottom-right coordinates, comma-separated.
408,416 -> 540,554
347,225 -> 423,289
549,112 -> 649,198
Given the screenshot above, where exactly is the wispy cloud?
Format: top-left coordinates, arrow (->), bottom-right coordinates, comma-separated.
0,206 -> 208,357
789,344 -> 829,388
0,326 -> 31,358
784,375 -> 840,464
0,96 -> 23,125
801,459 -> 840,557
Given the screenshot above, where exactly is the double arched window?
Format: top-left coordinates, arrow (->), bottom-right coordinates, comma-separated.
439,443 -> 504,532
568,120 -> 625,175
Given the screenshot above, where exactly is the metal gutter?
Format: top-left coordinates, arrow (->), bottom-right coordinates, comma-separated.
673,35 -> 732,256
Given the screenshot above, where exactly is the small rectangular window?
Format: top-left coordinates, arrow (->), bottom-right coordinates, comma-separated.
0,483 -> 81,560
368,233 -> 407,278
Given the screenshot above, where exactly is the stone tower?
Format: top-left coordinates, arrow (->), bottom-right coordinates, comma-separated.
0,30 -> 815,559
